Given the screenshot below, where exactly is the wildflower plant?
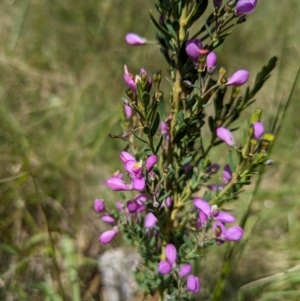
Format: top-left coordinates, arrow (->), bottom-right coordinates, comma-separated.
95,0 -> 277,300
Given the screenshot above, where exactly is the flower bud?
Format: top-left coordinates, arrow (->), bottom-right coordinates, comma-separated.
98,228 -> 118,244
253,121 -> 264,139
165,244 -> 177,265
206,51 -> 217,74
222,164 -> 232,184
101,215 -> 116,225
125,33 -> 147,46
144,212 -> 157,228
224,226 -> 244,241
179,264 -> 192,278
124,105 -> 132,118
94,199 -> 105,213
186,275 -> 201,293
146,155 -> 158,171
158,260 -> 172,274
216,127 -> 235,146
235,0 -> 257,16
225,70 -> 249,86
104,178 -> 132,191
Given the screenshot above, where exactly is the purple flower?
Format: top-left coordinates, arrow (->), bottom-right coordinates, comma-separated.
127,194 -> 147,214
222,164 -> 232,184
216,127 -> 235,146
165,244 -> 177,265
235,0 -> 257,16
158,260 -> 172,274
179,264 -> 192,278
206,51 -> 217,74
160,121 -> 170,140
186,39 -> 208,63
98,228 -> 118,244
194,198 -> 236,225
205,163 -> 220,175
120,151 -> 136,164
125,33 -> 147,46
101,215 -> 116,225
158,244 -> 178,275
253,121 -> 264,139
146,155 -> 158,171
104,178 -> 132,191
115,201 -> 124,211
186,275 -> 201,293
213,221 -> 243,245
124,105 -> 132,118
94,199 -> 105,213
124,65 -> 137,93
144,212 -> 157,228
225,70 -> 249,86
124,160 -> 146,191
127,200 -> 139,213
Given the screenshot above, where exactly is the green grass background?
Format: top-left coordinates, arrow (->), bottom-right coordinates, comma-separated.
0,0 -> 300,300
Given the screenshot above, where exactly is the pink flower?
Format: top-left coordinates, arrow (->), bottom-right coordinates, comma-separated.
158,244 -> 177,275
160,121 -> 170,140
124,65 -> 137,93
104,178 -> 132,191
179,264 -> 192,278
125,33 -> 147,46
216,127 -> 235,146
186,275 -> 201,293
165,244 -> 177,265
120,151 -> 136,164
193,198 -> 236,227
158,260 -> 172,274
225,70 -> 249,86
186,39 -> 208,63
146,155 -> 158,171
94,199 -> 105,213
213,221 -> 244,245
144,212 -> 157,228
235,0 -> 257,16
222,164 -> 232,184
101,215 -> 116,225
124,105 -> 132,118
123,65 -> 152,93
253,121 -> 264,139
98,228 -> 118,244
206,51 -> 217,74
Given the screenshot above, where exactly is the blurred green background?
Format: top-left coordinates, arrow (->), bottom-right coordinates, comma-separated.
0,0 -> 300,300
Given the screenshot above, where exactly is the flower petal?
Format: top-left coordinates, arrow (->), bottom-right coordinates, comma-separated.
186,275 -> 201,293
144,212 -> 157,228
125,33 -> 147,46
158,260 -> 172,274
215,211 -> 236,223
98,228 -> 118,244
165,244 -> 177,265
216,127 -> 235,146
225,69 -> 249,86
224,226 -> 244,241
193,198 -> 211,215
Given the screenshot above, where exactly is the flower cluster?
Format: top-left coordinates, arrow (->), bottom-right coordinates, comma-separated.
93,0 -> 278,299
158,244 -> 201,293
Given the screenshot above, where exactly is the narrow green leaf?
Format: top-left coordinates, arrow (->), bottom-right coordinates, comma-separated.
227,150 -> 236,173
151,113 -> 160,136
